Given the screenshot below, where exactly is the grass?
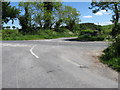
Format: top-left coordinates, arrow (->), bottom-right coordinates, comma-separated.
100,35 -> 120,72
2,29 -> 77,40
100,57 -> 120,72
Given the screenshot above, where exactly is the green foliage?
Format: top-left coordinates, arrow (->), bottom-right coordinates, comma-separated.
2,2 -> 20,24
77,25 -> 104,41
2,29 -> 76,40
111,23 -> 120,37
80,29 -> 97,35
78,35 -> 105,41
0,31 -> 2,40
18,2 -> 80,33
89,1 -> 120,37
100,34 -> 120,71
19,2 -> 34,34
2,29 -> 22,40
79,23 -> 102,31
101,24 -> 113,34
62,6 -> 80,32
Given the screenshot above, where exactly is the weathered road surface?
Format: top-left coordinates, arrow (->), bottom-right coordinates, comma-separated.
1,38 -> 118,88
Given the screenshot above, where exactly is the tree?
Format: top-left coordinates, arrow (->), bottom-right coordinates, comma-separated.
63,6 -> 80,32
43,2 -> 62,29
2,2 -> 20,24
43,2 -> 53,29
89,1 -> 120,36
32,2 -> 45,29
18,2 -> 80,33
33,2 -> 62,30
18,2 -> 34,33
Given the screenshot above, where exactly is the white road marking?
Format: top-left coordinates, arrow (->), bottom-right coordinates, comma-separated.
30,45 -> 39,59
62,56 -> 80,67
1,43 -> 31,47
62,56 -> 88,68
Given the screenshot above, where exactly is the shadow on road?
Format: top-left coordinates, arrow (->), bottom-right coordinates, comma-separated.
63,38 -> 91,42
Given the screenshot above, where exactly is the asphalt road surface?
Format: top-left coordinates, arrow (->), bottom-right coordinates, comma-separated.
1,37 -> 118,88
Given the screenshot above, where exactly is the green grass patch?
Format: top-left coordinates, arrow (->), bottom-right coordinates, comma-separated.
2,29 -> 76,40
100,34 -> 120,72
100,57 -> 120,72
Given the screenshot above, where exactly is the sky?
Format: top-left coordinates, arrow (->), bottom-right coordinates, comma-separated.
3,2 -> 113,29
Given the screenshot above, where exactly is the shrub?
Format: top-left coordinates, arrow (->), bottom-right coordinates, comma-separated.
2,29 -> 22,40
79,29 -> 100,36
2,29 -> 76,40
78,35 -> 105,41
100,34 -> 120,71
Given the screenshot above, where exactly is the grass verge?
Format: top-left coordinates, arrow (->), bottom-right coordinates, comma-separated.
2,29 -> 76,40
100,35 -> 120,72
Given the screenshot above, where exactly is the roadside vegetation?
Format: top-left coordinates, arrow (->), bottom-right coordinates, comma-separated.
90,1 -> 120,71
100,26 -> 120,71
2,29 -> 76,40
1,1 -> 120,71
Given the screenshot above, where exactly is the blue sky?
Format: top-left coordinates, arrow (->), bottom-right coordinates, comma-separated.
3,2 -> 113,28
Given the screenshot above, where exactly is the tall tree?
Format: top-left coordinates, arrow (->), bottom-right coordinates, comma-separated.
2,2 -> 20,24
89,1 -> 120,36
63,6 -> 80,32
43,2 -> 53,29
33,2 -> 45,29
18,2 -> 34,33
43,2 -> 63,29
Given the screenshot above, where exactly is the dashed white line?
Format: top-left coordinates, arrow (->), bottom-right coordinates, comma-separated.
30,45 -> 39,59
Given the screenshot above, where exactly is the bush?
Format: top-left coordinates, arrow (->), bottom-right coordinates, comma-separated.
38,29 -> 75,39
2,29 -> 76,40
80,29 -> 99,36
2,29 -> 22,40
78,35 -> 105,41
100,34 -> 120,71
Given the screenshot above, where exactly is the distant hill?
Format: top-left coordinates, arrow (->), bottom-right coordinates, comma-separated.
102,24 -> 113,29
79,23 -> 102,31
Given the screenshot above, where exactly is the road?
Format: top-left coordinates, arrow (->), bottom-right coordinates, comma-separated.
1,38 -> 118,88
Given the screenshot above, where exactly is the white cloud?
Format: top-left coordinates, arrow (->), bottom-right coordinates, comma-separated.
105,13 -> 112,15
94,10 -> 107,16
83,16 -> 93,18
94,12 -> 103,16
101,10 -> 106,13
95,21 -> 113,26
